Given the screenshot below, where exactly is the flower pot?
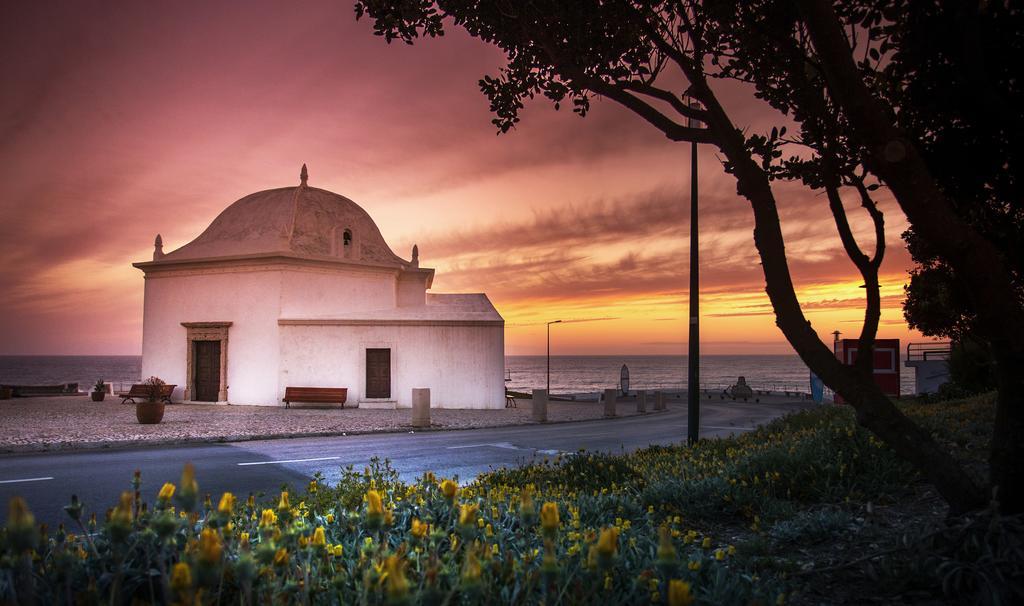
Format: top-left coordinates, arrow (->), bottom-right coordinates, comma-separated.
136,401 -> 165,424
91,392 -> 105,402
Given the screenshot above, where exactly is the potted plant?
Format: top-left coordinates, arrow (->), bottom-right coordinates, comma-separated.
136,376 -> 166,424
91,380 -> 106,402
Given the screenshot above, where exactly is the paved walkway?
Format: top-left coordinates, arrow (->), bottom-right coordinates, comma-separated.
0,394 -> 659,453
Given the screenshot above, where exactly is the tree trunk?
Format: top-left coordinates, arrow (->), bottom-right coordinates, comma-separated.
798,0 -> 1024,514
695,111 -> 985,512
990,347 -> 1024,512
731,146 -> 985,514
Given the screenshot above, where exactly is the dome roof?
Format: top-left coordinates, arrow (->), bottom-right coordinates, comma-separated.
162,170 -> 407,267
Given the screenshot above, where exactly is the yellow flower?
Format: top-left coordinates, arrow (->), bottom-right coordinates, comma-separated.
333,544 -> 343,557
311,526 -> 327,548
217,492 -> 235,515
668,579 -> 694,606
198,528 -> 223,564
459,503 -> 479,527
109,491 -> 133,542
259,509 -> 278,528
170,562 -> 192,591
714,548 -> 725,561
277,491 -> 290,512
308,480 -> 318,493
596,527 -> 619,556
239,532 -> 250,550
116,491 -> 135,521
384,509 -> 394,527
727,544 -> 736,556
657,526 -> 677,563
520,488 -> 536,524
367,490 -> 384,515
158,483 -> 176,502
687,560 -> 701,571
440,479 -> 458,501
273,547 -> 289,567
701,537 -> 712,549
540,502 -> 560,535
326,513 -> 335,524
6,497 -> 36,551
410,518 -> 428,540
178,463 -> 199,510
384,554 -> 409,600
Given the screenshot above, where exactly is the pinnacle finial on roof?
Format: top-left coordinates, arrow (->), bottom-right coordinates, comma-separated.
300,163 -> 308,186
153,234 -> 164,261
412,244 -> 419,267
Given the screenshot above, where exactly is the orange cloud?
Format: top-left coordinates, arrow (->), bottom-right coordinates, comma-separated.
0,0 -> 925,355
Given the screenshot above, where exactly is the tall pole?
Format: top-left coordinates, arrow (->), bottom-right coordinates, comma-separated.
547,320 -> 562,394
687,108 -> 701,446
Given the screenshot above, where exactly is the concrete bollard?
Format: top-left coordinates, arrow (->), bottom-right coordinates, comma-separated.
532,389 -> 548,422
636,389 -> 647,413
411,388 -> 431,428
654,391 -> 665,411
603,388 -> 617,417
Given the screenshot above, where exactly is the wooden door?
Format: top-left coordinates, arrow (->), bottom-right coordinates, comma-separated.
365,348 -> 391,399
194,340 -> 221,402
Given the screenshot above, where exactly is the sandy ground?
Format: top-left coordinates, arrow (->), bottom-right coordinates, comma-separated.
0,394 -> 655,453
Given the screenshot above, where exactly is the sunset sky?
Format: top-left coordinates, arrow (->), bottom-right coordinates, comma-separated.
0,0 -> 925,356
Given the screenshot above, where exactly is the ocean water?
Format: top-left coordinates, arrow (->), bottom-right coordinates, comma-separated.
506,355 -> 832,395
0,354 -> 916,396
0,356 -> 142,392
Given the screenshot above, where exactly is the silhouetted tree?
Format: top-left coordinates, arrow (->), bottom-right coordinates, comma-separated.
353,0 -> 1023,513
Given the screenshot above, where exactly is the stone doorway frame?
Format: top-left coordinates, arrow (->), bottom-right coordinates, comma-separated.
181,322 -> 231,402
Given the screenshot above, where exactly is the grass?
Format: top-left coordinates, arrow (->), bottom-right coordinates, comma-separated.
1,392 -> 1019,605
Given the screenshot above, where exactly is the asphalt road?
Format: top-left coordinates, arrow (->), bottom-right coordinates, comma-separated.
0,398 -> 809,526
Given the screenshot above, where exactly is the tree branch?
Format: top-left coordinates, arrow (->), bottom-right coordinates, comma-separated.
851,179 -> 885,269
534,38 -> 713,144
619,80 -> 708,123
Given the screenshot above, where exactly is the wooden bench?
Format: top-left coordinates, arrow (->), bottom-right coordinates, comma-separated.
283,387 -> 348,409
119,384 -> 176,404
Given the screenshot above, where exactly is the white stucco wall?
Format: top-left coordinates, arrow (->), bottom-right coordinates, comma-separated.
279,267 -> 397,317
140,269 -> 284,405
396,273 -> 428,307
278,321 -> 505,408
140,261 -> 502,408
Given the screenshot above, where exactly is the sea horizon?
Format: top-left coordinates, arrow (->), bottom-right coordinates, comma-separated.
0,353 -> 918,397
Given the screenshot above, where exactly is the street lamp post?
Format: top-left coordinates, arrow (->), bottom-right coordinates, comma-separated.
687,99 -> 701,446
547,320 -> 562,394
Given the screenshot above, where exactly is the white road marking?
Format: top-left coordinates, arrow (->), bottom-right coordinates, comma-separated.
702,425 -> 756,432
0,476 -> 54,484
238,456 -> 340,466
446,442 -> 524,451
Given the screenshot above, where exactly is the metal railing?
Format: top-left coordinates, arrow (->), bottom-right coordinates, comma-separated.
906,341 -> 952,361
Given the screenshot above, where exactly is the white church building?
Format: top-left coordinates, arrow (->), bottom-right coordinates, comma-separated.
133,166 -> 505,408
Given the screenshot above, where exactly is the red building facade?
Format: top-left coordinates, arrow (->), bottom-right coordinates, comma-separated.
833,338 -> 900,402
